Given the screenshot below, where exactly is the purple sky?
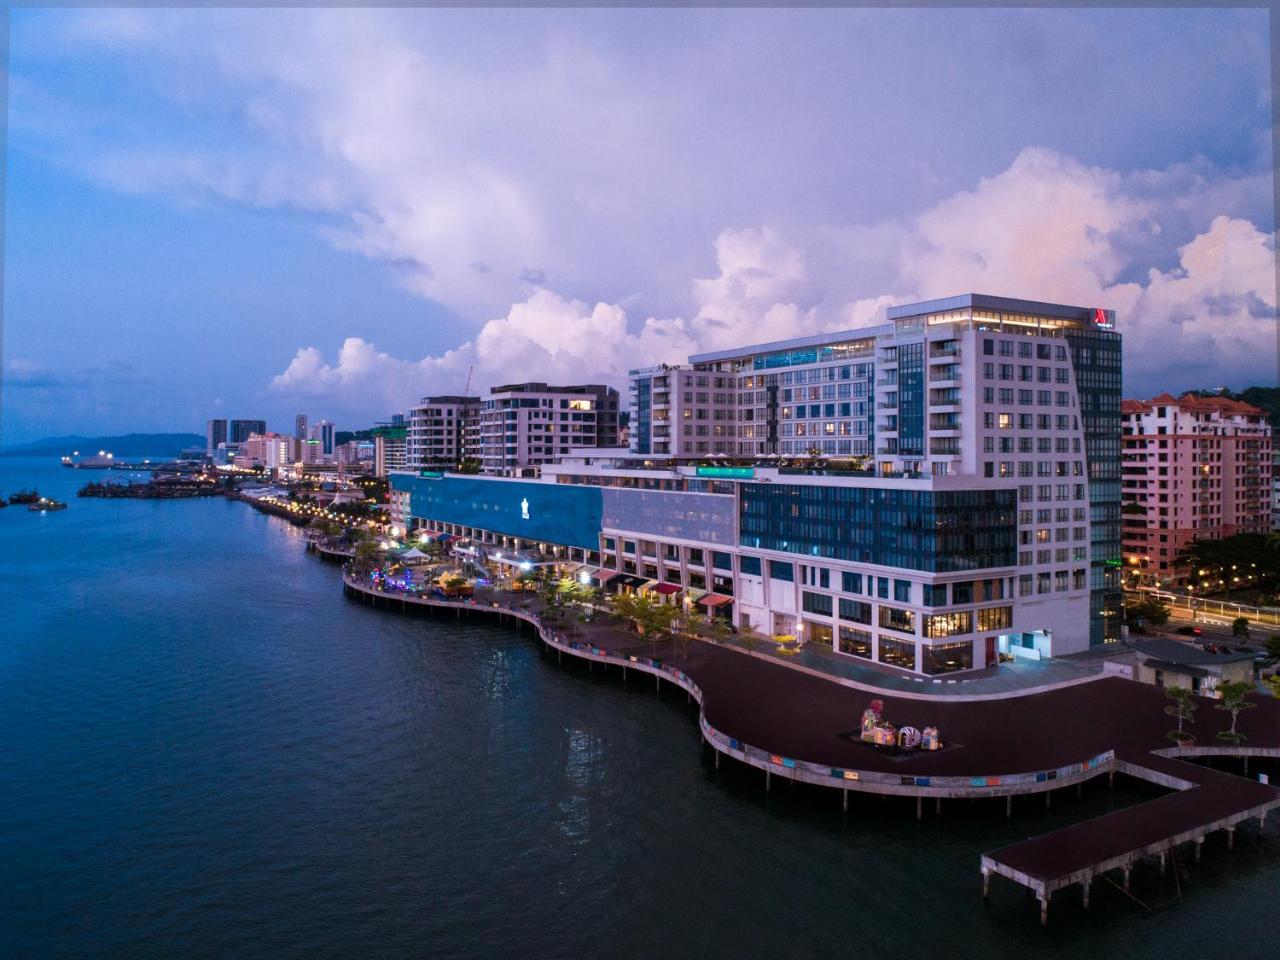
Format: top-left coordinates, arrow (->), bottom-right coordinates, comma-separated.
3,7 -> 1275,443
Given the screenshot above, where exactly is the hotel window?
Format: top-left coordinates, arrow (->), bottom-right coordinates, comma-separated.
1019,574 -> 1033,595
894,579 -> 912,603
976,606 -> 1012,631
878,635 -> 917,669
923,583 -> 947,606
802,591 -> 834,616
838,626 -> 873,659
878,606 -> 915,634
924,611 -> 972,638
622,540 -> 636,554
842,571 -> 863,594
712,551 -> 732,570
839,598 -> 872,624
951,581 -> 973,604
876,577 -> 890,599
769,560 -> 795,582
924,641 -> 973,674
739,555 -> 762,577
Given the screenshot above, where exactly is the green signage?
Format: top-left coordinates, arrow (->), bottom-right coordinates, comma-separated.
695,466 -> 756,479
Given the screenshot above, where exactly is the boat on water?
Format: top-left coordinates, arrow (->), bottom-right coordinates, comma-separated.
8,489 -> 40,505
29,497 -> 68,512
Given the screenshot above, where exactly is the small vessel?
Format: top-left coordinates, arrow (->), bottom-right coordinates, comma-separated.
8,489 -> 39,505
29,497 -> 68,512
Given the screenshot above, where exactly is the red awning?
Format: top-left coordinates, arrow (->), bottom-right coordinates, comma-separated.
589,568 -> 620,584
698,593 -> 734,608
652,582 -> 682,595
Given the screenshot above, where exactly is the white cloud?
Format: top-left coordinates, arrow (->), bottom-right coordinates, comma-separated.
270,145 -> 1276,414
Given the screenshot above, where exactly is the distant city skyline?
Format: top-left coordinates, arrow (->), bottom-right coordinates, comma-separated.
2,6 -> 1275,445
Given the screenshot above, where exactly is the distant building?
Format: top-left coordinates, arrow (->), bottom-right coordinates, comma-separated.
206,418 -> 228,457
373,423 -> 408,478
295,414 -> 309,441
1272,448 -> 1280,532
230,419 -> 267,444
310,419 -> 335,456
337,440 -> 375,465
240,432 -> 296,472
1121,393 -> 1273,588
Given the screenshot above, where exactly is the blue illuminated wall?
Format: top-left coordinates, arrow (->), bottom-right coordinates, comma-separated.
390,474 -> 603,550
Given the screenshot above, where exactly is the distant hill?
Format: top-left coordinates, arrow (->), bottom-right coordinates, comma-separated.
1,432 -> 206,457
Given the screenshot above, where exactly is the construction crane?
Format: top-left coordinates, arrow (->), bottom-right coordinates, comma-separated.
463,364 -> 474,396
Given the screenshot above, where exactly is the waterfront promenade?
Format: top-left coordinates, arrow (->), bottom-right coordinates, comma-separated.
341,571 -> 1280,924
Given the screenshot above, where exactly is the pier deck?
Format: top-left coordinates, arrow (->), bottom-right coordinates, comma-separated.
982,751 -> 1280,922
339,574 -> 1280,923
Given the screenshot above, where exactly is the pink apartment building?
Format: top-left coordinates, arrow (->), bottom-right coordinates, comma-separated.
1121,393 -> 1272,588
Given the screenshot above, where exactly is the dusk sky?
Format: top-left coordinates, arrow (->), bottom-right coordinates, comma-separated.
3,6 -> 1275,444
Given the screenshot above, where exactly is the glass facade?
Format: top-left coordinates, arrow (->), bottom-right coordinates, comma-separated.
897,341 -> 924,457
838,626 -> 873,659
878,636 -> 916,670
923,641 -> 974,674
1064,327 -> 1123,644
633,377 -> 651,454
739,484 -> 1017,572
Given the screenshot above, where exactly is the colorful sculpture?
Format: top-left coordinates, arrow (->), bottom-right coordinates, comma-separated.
897,726 -> 922,751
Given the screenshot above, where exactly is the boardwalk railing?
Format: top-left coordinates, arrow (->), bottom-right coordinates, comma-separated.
342,572 -> 1119,800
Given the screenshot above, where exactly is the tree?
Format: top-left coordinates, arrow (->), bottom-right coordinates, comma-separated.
738,629 -> 759,658
1125,596 -> 1171,630
703,616 -> 733,647
1215,680 -> 1257,743
1265,635 -> 1280,663
1164,687 -> 1197,744
1232,617 -> 1251,639
609,591 -> 677,657
353,539 -> 382,576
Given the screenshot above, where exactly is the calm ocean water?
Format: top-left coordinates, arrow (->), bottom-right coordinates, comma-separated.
1,455 -> 1276,959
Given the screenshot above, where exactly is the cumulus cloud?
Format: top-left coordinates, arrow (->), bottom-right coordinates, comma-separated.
270,146 -> 1276,412
19,9 -> 1276,419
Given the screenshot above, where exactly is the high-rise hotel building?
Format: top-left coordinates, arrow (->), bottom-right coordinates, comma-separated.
391,294 -> 1123,674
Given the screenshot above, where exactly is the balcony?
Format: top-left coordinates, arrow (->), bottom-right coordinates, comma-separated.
928,340 -> 960,359
928,365 -> 960,384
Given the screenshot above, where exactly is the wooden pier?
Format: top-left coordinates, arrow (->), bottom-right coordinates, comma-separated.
982,750 -> 1280,924
339,572 -> 1280,926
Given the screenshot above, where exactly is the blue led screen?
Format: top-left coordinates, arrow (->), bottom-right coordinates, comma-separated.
391,474 -> 604,550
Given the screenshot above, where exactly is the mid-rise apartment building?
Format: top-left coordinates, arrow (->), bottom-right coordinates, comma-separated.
1121,393 -> 1273,586
392,294 -> 1124,673
373,423 -> 408,478
407,395 -> 480,470
477,383 -> 621,476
